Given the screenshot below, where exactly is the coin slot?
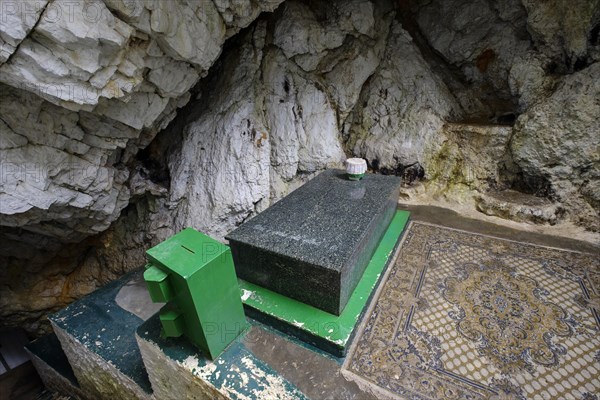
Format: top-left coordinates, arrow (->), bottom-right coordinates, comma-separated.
181,245 -> 195,254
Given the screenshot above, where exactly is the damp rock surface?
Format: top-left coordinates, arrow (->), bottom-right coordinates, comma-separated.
476,190 -> 563,226
1,0 -> 599,334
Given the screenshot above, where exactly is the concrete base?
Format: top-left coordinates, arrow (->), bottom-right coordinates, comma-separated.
136,315 -> 307,400
48,271 -> 153,400
38,268 -> 371,399
35,267 -> 378,400
25,334 -> 85,400
51,323 -> 150,400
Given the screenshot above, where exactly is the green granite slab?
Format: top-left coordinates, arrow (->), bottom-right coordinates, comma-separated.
227,169 -> 402,315
239,210 -> 410,357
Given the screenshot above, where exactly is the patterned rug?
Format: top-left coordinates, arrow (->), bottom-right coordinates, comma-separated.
345,222 -> 600,400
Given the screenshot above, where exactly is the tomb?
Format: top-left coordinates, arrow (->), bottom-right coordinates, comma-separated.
226,169 -> 402,315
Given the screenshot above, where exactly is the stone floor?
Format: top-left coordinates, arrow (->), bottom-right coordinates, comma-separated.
400,204 -> 598,254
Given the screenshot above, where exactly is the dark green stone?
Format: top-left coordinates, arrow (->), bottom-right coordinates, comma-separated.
226,169 -> 401,315
49,270 -> 152,394
25,333 -> 79,387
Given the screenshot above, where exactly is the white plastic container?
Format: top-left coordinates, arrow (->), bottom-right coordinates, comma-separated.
345,158 -> 367,180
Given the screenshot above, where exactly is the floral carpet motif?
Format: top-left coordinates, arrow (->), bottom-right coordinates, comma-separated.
345,222 -> 600,400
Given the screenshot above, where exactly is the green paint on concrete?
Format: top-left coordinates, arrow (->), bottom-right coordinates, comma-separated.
144,228 -> 249,360
137,316 -> 308,400
239,210 -> 410,357
49,270 -> 152,394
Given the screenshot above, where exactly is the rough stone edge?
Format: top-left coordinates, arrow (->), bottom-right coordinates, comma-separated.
52,322 -> 150,400
135,332 -> 229,400
475,193 -> 560,226
398,195 -> 599,245
24,347 -> 86,400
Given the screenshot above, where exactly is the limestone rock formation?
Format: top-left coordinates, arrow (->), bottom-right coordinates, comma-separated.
346,21 -> 462,173
0,0 -> 46,63
169,21 -> 274,239
422,123 -> 513,201
521,0 -> 599,70
0,0 -> 283,334
1,0 -> 599,335
169,0 -> 396,238
0,0 -> 284,246
476,190 -> 563,226
0,83 -> 132,242
510,62 -> 600,231
412,0 -> 531,117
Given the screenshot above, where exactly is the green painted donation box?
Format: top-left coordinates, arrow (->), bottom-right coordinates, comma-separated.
143,228 -> 248,359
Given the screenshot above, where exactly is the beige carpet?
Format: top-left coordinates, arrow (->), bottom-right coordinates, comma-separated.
345,222 -> 600,400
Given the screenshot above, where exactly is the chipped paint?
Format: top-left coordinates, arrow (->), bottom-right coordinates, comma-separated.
240,356 -> 255,371
196,363 -> 218,380
241,356 -> 298,400
180,355 -> 200,371
138,316 -> 308,399
223,386 -> 251,400
182,355 -> 219,381
241,289 -> 253,301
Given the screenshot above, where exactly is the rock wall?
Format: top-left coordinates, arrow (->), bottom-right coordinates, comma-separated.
170,0 -> 396,238
1,0 -> 599,334
510,63 -> 600,230
0,0 -> 284,246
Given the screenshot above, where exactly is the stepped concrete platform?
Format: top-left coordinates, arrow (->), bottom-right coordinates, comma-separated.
32,257 -> 406,399
38,268 -> 376,399
136,317 -> 307,400
48,270 -> 158,400
227,169 -> 402,315
25,333 -> 84,399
